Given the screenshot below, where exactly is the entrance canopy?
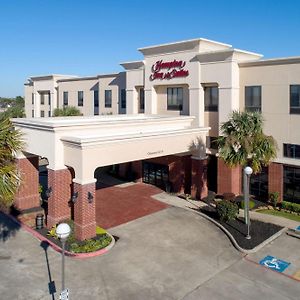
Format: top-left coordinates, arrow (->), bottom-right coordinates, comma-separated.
13,115 -> 209,184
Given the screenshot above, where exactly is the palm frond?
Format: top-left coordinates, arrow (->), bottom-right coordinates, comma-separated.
218,111 -> 277,171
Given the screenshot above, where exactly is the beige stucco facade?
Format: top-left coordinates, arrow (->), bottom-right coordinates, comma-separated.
25,73 -> 126,118
25,39 -> 300,192
239,60 -> 300,166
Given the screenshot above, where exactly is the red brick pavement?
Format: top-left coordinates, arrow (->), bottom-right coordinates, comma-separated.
96,182 -> 169,229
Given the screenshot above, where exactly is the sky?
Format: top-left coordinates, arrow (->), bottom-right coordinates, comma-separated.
1,0 -> 300,97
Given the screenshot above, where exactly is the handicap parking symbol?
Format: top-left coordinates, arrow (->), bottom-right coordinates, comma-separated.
259,255 -> 290,273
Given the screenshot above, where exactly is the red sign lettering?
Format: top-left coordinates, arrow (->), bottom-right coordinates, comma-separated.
150,59 -> 189,81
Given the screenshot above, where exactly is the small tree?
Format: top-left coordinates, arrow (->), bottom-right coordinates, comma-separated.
53,106 -> 82,117
217,111 -> 277,174
0,118 -> 24,210
0,106 -> 25,118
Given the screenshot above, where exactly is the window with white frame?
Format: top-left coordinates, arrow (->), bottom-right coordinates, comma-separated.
105,90 -> 112,108
167,87 -> 183,110
245,86 -> 261,112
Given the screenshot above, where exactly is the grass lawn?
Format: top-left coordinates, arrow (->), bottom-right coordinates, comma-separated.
256,209 -> 300,222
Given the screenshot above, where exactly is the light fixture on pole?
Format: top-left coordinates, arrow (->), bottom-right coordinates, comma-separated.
243,166 -> 253,240
56,223 -> 71,295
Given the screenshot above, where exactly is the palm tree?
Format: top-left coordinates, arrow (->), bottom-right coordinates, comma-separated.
0,117 -> 24,210
217,111 -> 277,173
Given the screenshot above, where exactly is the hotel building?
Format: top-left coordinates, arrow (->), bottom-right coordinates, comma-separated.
16,38 -> 300,240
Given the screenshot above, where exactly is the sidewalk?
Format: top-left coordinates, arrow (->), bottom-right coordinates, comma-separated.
239,209 -> 299,230
152,192 -> 300,230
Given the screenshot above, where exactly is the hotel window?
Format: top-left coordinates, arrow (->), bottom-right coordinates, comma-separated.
290,85 -> 300,114
245,86 -> 261,112
40,110 -> 45,117
121,89 -> 126,109
284,166 -> 300,204
204,86 -> 218,112
140,88 -> 145,110
63,92 -> 68,106
48,111 -> 51,117
40,93 -> 45,105
32,110 -> 34,117
105,90 -> 112,108
32,93 -> 34,104
78,91 -> 84,107
94,90 -> 99,115
48,93 -> 51,105
283,143 -> 300,159
167,87 -> 183,110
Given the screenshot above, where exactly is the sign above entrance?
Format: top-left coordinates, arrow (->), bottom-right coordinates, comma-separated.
150,59 -> 189,81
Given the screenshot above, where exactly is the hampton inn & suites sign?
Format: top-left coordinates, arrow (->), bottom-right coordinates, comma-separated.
150,59 -> 189,81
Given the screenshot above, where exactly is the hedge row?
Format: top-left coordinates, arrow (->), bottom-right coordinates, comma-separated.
281,201 -> 300,214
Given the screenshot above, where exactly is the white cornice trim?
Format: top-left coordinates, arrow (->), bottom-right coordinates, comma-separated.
239,56 -> 300,67
61,127 -> 210,149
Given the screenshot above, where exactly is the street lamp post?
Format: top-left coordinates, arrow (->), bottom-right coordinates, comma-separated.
56,223 -> 71,292
244,166 -> 253,240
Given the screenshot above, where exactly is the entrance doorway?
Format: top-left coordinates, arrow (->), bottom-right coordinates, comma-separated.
207,155 -> 217,193
142,161 -> 169,190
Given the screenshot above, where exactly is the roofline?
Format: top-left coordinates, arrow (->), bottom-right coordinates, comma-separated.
29,74 -> 78,81
138,37 -> 232,52
196,48 -> 263,58
239,56 -> 300,67
119,60 -> 144,66
233,48 -> 263,57
120,60 -> 144,70
57,73 -> 120,82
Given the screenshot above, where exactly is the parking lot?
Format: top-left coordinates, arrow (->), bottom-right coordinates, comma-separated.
0,206 -> 299,299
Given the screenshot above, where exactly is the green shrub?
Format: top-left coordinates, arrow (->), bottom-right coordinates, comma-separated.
38,184 -> 43,194
282,201 -> 300,214
53,106 -> 82,117
293,203 -> 300,214
240,199 -> 256,210
47,225 -> 58,239
269,192 -> 280,207
216,200 -> 239,222
70,234 -> 112,253
96,226 -> 107,235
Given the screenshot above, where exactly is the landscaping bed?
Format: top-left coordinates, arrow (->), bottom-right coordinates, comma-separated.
36,222 -> 112,253
199,208 -> 283,250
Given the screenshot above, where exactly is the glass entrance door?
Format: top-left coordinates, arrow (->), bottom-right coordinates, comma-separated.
142,162 -> 169,189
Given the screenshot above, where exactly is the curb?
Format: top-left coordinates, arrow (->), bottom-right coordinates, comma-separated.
5,213 -> 115,259
190,209 -> 287,254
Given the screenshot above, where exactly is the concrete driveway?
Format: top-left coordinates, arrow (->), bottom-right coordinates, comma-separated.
0,207 -> 299,300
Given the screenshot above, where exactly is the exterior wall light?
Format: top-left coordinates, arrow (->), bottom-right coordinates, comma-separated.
71,192 -> 79,203
87,192 -> 94,203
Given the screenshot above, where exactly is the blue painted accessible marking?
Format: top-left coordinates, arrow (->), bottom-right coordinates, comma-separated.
295,225 -> 300,231
259,255 -> 291,273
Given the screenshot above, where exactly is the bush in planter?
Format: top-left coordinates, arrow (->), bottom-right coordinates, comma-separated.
216,200 -> 239,222
282,201 -> 300,214
269,192 -> 280,207
240,199 -> 256,210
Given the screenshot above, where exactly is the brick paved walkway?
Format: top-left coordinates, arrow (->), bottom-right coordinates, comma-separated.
96,182 -> 169,229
